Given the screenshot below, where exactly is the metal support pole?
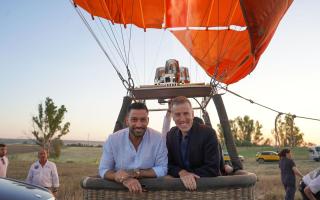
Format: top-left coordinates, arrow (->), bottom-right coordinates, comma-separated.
274,113 -> 283,152
202,110 -> 212,128
113,96 -> 132,133
212,94 -> 243,170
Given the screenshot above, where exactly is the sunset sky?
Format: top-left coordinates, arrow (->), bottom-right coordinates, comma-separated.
1,1 -> 320,145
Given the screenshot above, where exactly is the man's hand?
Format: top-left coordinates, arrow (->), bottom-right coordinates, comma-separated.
179,170 -> 200,191
304,187 -> 317,200
224,164 -> 234,174
50,188 -> 58,197
114,170 -> 130,183
122,178 -> 143,193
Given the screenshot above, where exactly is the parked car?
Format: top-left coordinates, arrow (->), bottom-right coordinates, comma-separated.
223,152 -> 244,163
0,177 -> 54,200
256,151 -> 280,163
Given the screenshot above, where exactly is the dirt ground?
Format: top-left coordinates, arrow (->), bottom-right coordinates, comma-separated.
5,145 -> 319,200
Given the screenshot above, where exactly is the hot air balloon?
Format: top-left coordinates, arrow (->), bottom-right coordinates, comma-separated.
73,0 -> 293,84
72,0 -> 293,199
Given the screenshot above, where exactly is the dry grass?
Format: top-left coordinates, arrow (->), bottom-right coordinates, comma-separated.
7,160 -> 98,200
6,146 -> 320,200
7,144 -> 40,154
244,157 -> 318,200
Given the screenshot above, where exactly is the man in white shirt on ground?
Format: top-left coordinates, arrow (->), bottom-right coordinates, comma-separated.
299,167 -> 320,200
26,148 -> 59,197
0,143 -> 9,178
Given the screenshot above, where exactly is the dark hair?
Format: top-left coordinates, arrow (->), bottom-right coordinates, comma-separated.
278,148 -> 290,157
127,102 -> 148,113
0,144 -> 6,148
193,117 -> 204,125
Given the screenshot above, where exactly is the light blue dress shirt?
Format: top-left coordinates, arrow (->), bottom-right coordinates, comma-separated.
99,127 -> 168,178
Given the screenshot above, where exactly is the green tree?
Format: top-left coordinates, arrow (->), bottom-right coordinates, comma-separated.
217,119 -> 238,146
236,116 -> 254,144
218,115 -> 264,146
273,114 -> 304,147
31,97 -> 70,156
252,121 -> 264,145
51,138 -> 64,158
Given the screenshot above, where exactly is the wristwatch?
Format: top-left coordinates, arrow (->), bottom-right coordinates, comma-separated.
133,168 -> 140,178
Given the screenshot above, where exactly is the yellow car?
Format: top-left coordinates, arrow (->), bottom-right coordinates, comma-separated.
256,151 -> 280,163
223,152 -> 244,163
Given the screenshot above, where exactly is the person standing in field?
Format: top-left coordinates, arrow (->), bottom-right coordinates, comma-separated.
0,143 -> 9,178
26,148 -> 59,197
99,102 -> 167,193
279,148 -> 303,200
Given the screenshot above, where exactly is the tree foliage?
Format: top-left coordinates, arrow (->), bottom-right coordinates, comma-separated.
31,97 -> 70,156
272,114 -> 304,147
217,115 -> 264,146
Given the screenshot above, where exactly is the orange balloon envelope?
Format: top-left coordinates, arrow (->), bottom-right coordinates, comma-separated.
73,0 -> 293,84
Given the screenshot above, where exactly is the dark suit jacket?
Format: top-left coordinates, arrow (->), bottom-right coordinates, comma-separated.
166,122 -> 221,177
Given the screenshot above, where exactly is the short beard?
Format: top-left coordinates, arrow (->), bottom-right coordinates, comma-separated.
129,128 -> 146,137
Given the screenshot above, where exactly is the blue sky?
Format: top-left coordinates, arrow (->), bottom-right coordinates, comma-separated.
1,1 -> 320,144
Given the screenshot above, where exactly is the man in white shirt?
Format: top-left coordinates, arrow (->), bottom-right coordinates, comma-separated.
0,143 -> 9,178
26,148 -> 59,197
300,167 -> 320,200
99,102 -> 167,193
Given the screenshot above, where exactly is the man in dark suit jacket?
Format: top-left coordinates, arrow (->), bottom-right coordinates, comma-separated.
166,96 -> 221,191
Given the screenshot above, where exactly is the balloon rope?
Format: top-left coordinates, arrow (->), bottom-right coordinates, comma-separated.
216,84 -> 320,122
98,18 -> 127,65
72,1 -> 132,90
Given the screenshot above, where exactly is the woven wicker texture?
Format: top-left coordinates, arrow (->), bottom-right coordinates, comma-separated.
81,172 -> 256,200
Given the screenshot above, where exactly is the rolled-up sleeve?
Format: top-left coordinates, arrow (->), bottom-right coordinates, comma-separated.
99,137 -> 115,178
152,138 -> 168,177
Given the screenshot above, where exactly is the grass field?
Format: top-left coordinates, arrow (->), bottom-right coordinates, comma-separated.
5,145 -> 319,200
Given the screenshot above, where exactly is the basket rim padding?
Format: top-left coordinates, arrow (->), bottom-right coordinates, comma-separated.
81,172 -> 257,191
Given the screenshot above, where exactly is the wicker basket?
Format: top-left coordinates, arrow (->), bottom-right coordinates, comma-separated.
81,172 -> 257,200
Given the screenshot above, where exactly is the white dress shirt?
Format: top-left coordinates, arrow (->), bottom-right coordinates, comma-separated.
303,167 -> 320,194
161,112 -> 171,138
26,160 -> 59,188
99,127 -> 168,178
0,156 -> 9,178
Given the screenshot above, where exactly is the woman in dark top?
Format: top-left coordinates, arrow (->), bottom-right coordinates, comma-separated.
279,148 -> 303,200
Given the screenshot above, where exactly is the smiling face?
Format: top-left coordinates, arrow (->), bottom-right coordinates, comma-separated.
127,109 -> 149,138
172,102 -> 194,135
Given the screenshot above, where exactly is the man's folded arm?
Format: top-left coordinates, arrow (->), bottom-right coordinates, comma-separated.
152,137 -> 168,177
99,138 -> 115,179
192,132 -> 221,177
52,164 -> 60,187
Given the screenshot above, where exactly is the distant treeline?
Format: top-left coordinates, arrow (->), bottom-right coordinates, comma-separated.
66,143 -> 102,148
0,138 -> 103,147
0,138 -> 36,145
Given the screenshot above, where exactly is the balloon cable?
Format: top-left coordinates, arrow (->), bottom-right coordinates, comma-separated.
216,84 -> 320,122
72,1 -> 133,90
